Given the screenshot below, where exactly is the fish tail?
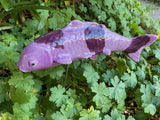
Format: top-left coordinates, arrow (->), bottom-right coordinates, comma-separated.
124,34 -> 158,62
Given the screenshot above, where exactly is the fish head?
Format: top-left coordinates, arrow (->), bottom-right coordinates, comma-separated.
17,42 -> 52,72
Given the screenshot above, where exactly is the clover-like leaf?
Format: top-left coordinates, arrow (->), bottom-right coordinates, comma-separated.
91,82 -> 111,113
102,69 -> 117,85
9,72 -> 35,90
143,104 -> 156,115
49,85 -> 68,107
121,71 -> 137,88
109,76 -> 126,109
79,106 -> 101,120
82,63 -> 100,84
154,49 -> 160,60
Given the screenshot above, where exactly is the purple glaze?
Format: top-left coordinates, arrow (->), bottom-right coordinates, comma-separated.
17,20 -> 158,72
84,25 -> 105,53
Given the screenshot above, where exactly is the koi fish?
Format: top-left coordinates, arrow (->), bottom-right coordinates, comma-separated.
17,20 -> 158,72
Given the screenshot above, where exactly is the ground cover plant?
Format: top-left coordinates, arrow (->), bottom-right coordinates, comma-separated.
0,0 -> 160,119
144,0 -> 160,4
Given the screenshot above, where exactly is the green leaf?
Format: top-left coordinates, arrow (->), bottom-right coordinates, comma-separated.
22,18 -> 39,36
135,67 -> 145,81
154,49 -> 160,60
33,67 -> 54,77
143,104 -> 156,115
89,0 -> 97,5
153,76 -> 160,97
4,50 -> 20,70
1,33 -> 17,47
126,58 -> 136,70
109,76 -> 126,109
0,0 -> 9,11
134,111 -> 150,120
48,12 -> 65,30
104,109 -> 126,120
95,54 -> 107,71
0,42 -> 8,64
49,85 -> 68,107
107,17 -> 116,31
122,26 -> 131,37
29,9 -> 41,22
51,111 -> 66,120
96,53 -> 106,62
152,64 -> 160,74
33,114 -> 44,120
103,115 -> 112,120
121,71 -> 137,88
0,113 -> 15,120
60,98 -> 82,118
13,94 -> 37,118
73,60 -> 81,69
127,116 -> 135,120
79,106 -> 101,120
82,63 -> 100,84
155,86 -> 160,96
110,109 -> 125,120
10,87 -> 31,104
112,57 -> 127,74
102,69 -> 117,85
140,84 -> 153,103
0,80 -> 7,103
91,82 -> 111,113
50,66 -> 65,80
38,10 -> 49,30
98,11 -> 107,22
79,4 -> 87,13
91,82 -> 109,99
51,97 -> 82,119
151,96 -> 160,107
66,88 -> 77,99
104,0 -> 113,9
9,72 -> 35,90
32,79 -> 43,92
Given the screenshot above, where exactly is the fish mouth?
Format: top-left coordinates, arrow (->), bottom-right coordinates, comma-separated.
17,63 -> 28,72
17,66 -> 27,72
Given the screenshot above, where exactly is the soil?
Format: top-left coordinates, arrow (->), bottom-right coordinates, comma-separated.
138,0 -> 160,20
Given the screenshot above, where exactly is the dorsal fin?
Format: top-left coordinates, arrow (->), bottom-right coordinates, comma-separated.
66,20 -> 83,28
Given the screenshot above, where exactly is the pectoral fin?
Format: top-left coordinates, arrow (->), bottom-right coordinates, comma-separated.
79,52 -> 96,58
103,49 -> 111,55
55,54 -> 72,64
90,55 -> 97,60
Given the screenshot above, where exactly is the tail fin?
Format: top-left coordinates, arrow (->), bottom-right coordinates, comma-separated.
124,34 -> 158,62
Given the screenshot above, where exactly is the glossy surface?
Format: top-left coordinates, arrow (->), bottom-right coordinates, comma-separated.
17,20 -> 158,72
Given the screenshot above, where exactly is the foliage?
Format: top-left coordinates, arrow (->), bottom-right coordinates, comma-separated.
144,0 -> 160,4
0,0 -> 160,119
0,0 -> 53,23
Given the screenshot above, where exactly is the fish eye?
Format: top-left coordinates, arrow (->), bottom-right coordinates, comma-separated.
28,61 -> 37,67
31,63 -> 35,66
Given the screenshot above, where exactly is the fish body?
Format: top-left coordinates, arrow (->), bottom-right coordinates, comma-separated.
17,20 -> 158,72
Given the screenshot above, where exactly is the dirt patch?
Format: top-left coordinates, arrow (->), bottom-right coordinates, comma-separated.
138,0 -> 160,20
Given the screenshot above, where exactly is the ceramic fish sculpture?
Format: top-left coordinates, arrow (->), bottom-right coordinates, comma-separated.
17,20 -> 158,72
